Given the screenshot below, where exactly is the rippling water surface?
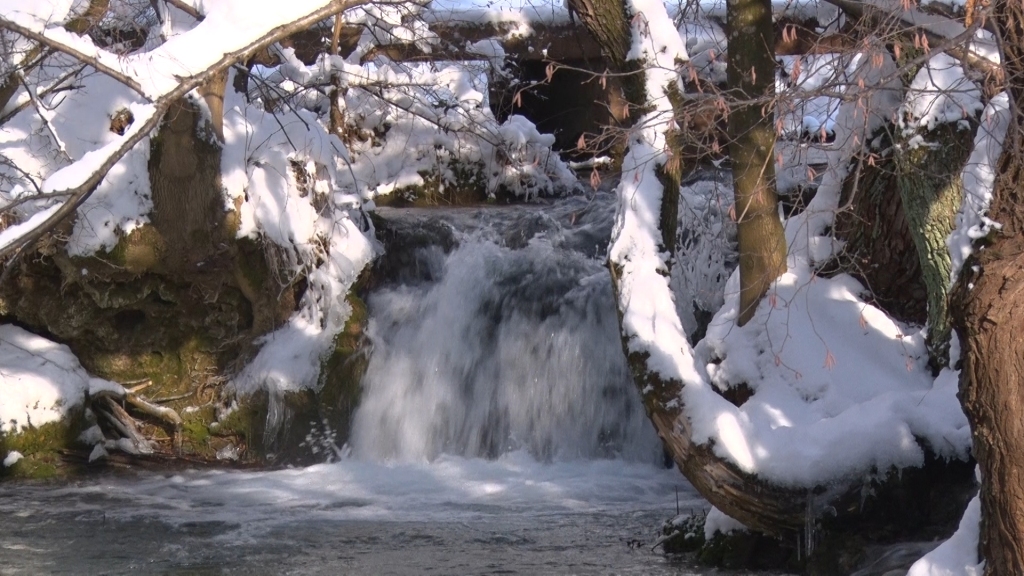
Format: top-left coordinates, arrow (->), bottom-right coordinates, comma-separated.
0,456 -> 729,575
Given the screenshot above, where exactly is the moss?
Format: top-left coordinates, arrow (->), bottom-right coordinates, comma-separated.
209,292 -> 370,466
212,399 -> 260,449
375,164 -> 490,207
658,514 -> 706,554
103,225 -> 167,274
215,389 -> 324,465
223,197 -> 244,238
895,121 -> 975,369
87,335 -> 218,402
234,237 -> 269,296
696,529 -> 796,572
180,406 -> 217,453
0,407 -> 87,480
317,293 -> 371,445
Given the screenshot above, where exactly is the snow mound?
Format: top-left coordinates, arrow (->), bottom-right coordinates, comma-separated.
907,495 -> 983,576
696,263 -> 971,485
704,506 -> 746,538
0,325 -> 118,433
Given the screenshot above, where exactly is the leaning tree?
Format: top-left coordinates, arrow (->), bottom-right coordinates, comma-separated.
570,0 -> 1015,563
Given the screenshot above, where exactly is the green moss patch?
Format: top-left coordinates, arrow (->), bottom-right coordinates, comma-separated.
0,408 -> 88,480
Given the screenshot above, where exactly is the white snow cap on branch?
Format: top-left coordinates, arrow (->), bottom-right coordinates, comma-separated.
903,53 -> 983,132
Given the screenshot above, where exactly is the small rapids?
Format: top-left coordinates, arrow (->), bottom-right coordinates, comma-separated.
351,194 -> 663,463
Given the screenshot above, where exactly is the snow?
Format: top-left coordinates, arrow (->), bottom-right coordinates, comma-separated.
0,204 -> 62,253
424,0 -> 571,32
3,0 -> 360,99
220,62 -> 380,395
672,178 -> 736,336
907,495 -> 984,576
697,264 -> 971,484
87,443 -> 108,462
3,451 -> 23,467
77,424 -> 105,446
0,0 -> 77,25
947,93 -> 1011,282
609,19 -> 976,491
0,320 -> 126,444
230,215 -> 376,394
2,0 -> 573,400
903,54 -> 983,132
0,324 -> 111,433
0,64 -> 154,255
704,506 -> 746,538
0,4 -> 1002,572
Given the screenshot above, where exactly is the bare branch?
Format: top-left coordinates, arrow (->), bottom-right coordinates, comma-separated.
163,0 -> 203,21
0,0 -> 374,260
823,0 -> 1002,78
0,64 -> 85,126
0,18 -> 149,96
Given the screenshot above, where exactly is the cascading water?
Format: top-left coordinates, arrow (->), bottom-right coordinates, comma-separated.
350,193 -> 665,464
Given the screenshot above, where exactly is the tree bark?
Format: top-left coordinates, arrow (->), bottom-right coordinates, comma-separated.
726,0 -> 787,326
565,0 -> 646,125
834,129 -> 928,326
950,1 -> 1024,572
148,98 -> 226,273
897,122 -> 974,369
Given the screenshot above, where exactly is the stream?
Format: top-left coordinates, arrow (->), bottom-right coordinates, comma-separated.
0,192 -> 932,575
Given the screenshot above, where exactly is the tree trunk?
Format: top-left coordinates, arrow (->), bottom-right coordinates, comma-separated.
726,0 -> 787,326
951,1 -> 1024,567
834,128 -> 928,326
897,122 -> 974,369
953,237 -> 1024,574
835,121 -> 974,367
566,0 -> 647,132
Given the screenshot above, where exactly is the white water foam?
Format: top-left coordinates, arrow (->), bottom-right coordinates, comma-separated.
350,206 -> 664,464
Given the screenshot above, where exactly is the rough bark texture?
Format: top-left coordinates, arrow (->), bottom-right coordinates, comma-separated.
565,0 -> 632,73
726,0 -> 787,326
835,121 -> 974,363
565,0 -> 646,124
148,98 -> 229,274
951,0 -> 1024,567
896,122 -> 974,369
834,130 -> 928,325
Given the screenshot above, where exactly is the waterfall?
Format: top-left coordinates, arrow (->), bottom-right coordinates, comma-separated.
349,198 -> 664,464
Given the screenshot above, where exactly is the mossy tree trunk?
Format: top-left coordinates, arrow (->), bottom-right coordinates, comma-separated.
834,128 -> 928,326
836,121 -> 974,365
725,0 -> 786,326
951,0 -> 1024,570
896,122 -> 975,370
0,86 -> 303,462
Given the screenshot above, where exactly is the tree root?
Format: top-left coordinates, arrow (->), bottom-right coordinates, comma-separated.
90,387 -> 184,455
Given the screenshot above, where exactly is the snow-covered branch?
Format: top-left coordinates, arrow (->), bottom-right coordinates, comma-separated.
822,0 -> 1001,77
0,0 -> 379,259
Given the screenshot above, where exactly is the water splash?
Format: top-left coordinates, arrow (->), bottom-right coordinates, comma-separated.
350,201 -> 663,463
